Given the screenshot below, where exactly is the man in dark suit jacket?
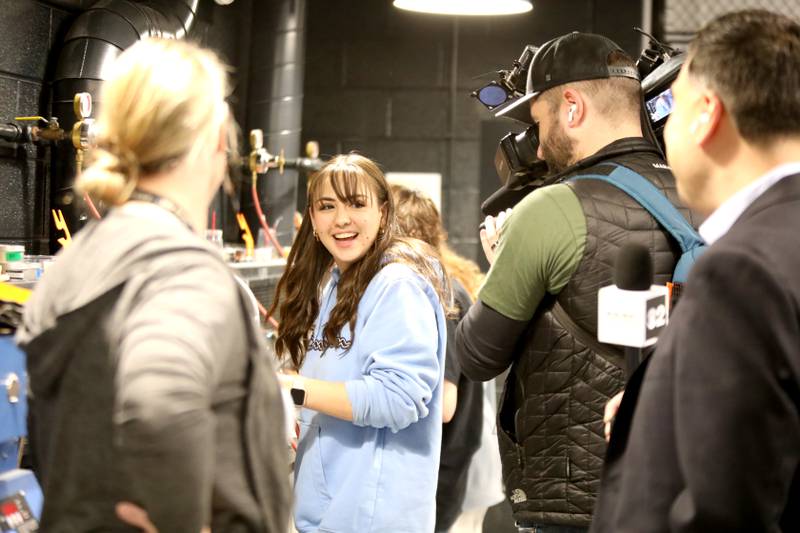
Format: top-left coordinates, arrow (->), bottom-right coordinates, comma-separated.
590,9 -> 800,532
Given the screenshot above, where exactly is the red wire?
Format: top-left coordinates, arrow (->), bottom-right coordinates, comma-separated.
84,192 -> 102,219
251,183 -> 286,258
249,176 -> 283,329
257,300 -> 280,329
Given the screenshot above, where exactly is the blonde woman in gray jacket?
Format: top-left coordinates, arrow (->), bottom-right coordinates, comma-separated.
17,39 -> 290,533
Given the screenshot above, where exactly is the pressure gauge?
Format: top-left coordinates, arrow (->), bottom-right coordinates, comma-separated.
74,92 -> 92,120
250,129 -> 264,150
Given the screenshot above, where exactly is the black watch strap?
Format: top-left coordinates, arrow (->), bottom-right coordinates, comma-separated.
290,386 -> 306,406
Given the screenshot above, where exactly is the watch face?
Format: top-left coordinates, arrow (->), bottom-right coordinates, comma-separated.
290,387 -> 306,406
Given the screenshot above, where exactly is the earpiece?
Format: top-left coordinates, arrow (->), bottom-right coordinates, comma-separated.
690,113 -> 711,134
568,105 -> 576,123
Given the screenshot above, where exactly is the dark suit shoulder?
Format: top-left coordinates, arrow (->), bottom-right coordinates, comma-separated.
701,195 -> 800,299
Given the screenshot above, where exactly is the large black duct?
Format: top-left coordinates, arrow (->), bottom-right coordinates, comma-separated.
244,0 -> 307,248
49,0 -> 199,252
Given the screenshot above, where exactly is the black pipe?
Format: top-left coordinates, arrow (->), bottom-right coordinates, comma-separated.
284,157 -> 323,174
0,124 -> 34,144
245,0 -> 307,248
40,1 -> 92,11
49,0 -> 199,252
53,0 -> 199,101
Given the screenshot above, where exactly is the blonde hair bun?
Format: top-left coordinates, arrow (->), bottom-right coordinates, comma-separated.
76,38 -> 230,205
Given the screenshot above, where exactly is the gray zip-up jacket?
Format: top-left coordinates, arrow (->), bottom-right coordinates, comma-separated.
16,204 -> 290,533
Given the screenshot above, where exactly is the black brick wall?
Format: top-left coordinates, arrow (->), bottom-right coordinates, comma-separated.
0,0 -> 76,254
0,0 -> 644,264
0,0 -> 255,254
303,0 -> 643,266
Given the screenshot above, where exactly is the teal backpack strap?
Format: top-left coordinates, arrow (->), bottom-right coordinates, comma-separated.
569,163 -> 705,282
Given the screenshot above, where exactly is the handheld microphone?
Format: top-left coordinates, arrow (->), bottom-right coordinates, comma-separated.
598,243 -> 669,377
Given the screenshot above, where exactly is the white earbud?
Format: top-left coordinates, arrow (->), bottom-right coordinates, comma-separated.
568,105 -> 576,123
690,113 -> 711,134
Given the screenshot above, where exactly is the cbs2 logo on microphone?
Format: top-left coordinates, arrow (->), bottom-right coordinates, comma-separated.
645,296 -> 668,339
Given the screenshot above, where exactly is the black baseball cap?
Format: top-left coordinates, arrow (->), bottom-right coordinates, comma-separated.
495,32 -> 640,124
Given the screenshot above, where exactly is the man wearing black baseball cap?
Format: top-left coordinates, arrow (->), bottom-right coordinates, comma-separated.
496,32 -> 640,125
455,32 -> 699,532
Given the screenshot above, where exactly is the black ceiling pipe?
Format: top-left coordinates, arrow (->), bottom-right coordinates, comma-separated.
244,0 -> 307,249
41,1 -> 93,11
49,0 -> 199,252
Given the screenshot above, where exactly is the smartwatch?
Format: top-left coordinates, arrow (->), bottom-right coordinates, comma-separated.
290,378 -> 306,407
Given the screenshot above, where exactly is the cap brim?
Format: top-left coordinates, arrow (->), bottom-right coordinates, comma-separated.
494,92 -> 536,124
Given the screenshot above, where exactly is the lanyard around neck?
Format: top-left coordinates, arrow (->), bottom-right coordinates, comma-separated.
128,190 -> 194,231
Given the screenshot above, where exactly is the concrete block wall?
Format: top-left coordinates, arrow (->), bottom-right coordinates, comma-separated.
0,0 -> 78,254
0,0 -> 645,262
0,0 -> 254,254
302,0 -> 644,267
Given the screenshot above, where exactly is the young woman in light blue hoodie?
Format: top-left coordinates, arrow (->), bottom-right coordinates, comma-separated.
270,153 -> 449,533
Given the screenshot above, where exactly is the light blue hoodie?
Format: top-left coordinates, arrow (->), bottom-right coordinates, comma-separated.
293,262 -> 447,533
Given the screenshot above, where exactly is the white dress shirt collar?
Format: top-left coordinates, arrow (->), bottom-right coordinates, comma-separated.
699,162 -> 800,245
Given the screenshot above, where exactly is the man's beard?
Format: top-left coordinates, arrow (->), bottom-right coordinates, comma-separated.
541,117 -> 576,175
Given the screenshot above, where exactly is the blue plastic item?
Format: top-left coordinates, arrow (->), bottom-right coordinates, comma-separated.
0,469 -> 41,528
0,336 -> 42,532
0,337 -> 26,463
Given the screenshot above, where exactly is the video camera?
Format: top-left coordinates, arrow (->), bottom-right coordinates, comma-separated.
472,29 -> 684,204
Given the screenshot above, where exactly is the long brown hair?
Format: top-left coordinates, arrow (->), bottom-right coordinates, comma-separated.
391,184 -> 483,299
270,154 -> 448,369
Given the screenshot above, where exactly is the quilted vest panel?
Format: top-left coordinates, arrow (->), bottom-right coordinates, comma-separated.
498,153 -> 698,527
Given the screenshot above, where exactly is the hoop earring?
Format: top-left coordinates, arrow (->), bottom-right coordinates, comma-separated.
313,229 -> 319,241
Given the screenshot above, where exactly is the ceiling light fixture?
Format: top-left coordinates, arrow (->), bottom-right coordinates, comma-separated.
393,0 -> 533,16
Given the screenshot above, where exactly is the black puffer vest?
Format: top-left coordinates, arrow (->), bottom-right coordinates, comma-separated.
497,139 -> 699,527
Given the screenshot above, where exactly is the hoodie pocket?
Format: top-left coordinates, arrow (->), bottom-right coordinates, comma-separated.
296,420 -> 332,510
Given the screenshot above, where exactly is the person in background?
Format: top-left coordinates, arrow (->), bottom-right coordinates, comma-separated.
453,378 -> 506,533
391,184 -> 494,533
16,39 -> 289,532
591,9 -> 800,531
269,154 -> 448,533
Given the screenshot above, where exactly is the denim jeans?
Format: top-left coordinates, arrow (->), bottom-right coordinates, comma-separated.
516,524 -> 588,533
